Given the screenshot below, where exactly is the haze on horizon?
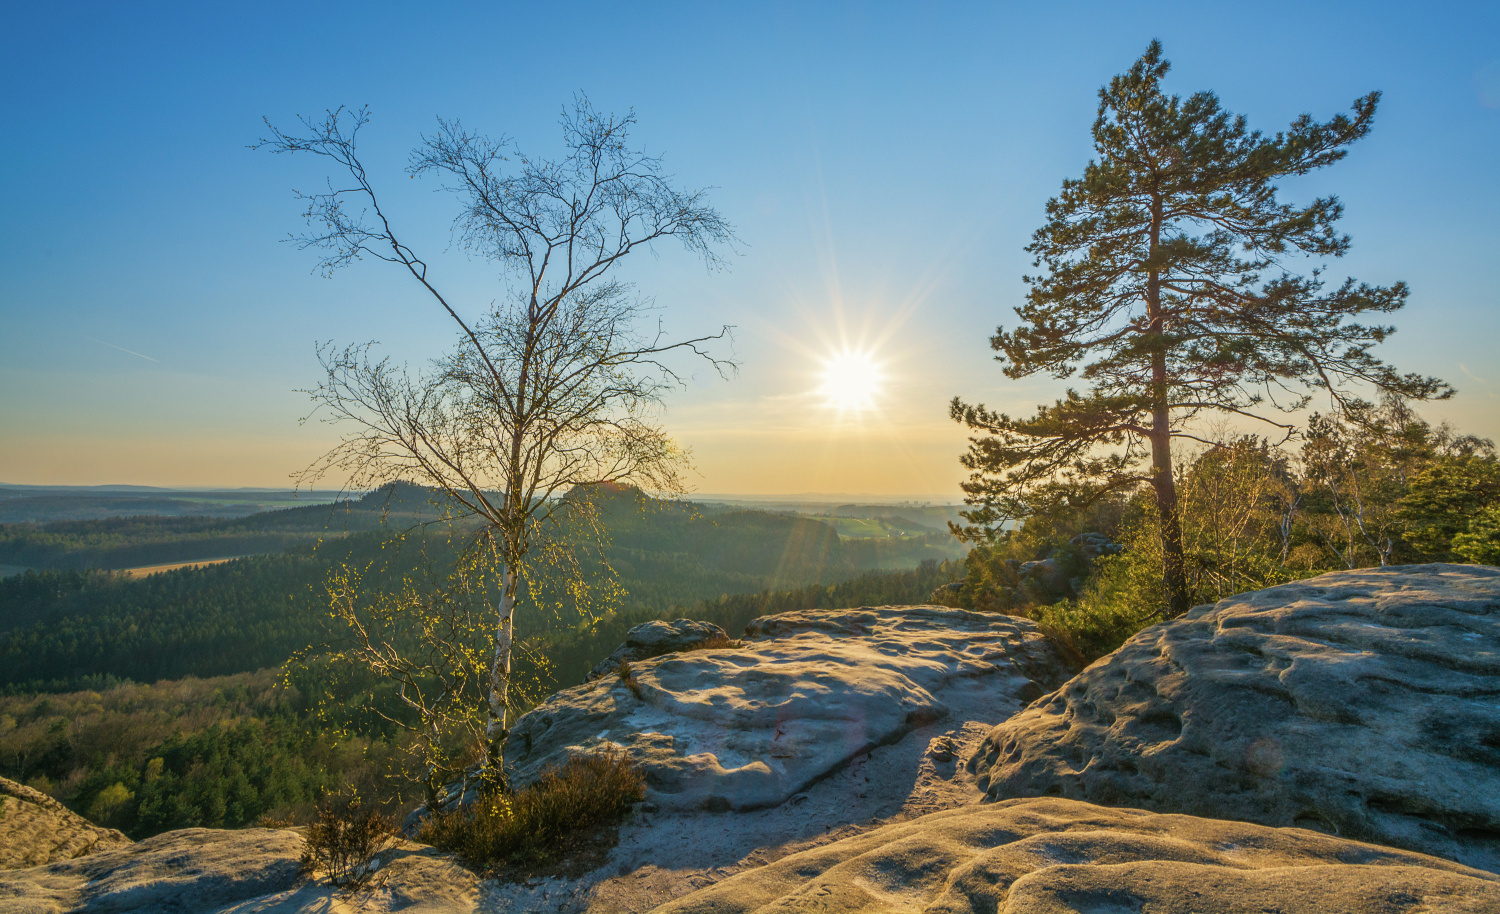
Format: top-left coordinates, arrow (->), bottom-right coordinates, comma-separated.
2,2 -> 1497,496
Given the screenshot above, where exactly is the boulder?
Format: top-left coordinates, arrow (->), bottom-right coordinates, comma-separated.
970,564 -> 1500,873
0,826 -> 480,913
648,797 -> 1500,913
587,619 -> 732,681
0,776 -> 130,869
507,605 -> 1072,812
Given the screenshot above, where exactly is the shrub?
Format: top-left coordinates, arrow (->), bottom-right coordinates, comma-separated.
301,795 -> 394,887
421,750 -> 644,870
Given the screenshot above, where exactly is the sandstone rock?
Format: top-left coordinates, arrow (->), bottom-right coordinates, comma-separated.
0,826 -> 480,913
649,797 -> 1500,913
587,619 -> 732,681
970,564 -> 1500,873
0,776 -> 130,870
0,827 -> 303,912
506,605 -> 1071,812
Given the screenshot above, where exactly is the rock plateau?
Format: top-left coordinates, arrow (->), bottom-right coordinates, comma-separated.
0,777 -> 130,871
652,797 -> 1500,914
506,605 -> 1072,812
971,563 -> 1500,873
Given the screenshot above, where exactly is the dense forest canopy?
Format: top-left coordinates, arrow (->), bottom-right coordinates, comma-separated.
0,486 -> 961,692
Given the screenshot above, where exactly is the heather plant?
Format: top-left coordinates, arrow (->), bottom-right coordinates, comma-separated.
301,794 -> 394,888
420,751 -> 644,871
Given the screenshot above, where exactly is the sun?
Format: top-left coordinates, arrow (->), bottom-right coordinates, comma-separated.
819,349 -> 883,412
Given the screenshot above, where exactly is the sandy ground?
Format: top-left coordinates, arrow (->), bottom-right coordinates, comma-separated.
481,676 -> 1009,913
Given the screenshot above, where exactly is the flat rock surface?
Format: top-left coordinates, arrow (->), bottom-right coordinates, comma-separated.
970,564 -> 1500,872
646,797 -> 1500,913
506,605 -> 1072,813
0,827 -> 480,913
0,777 -> 130,870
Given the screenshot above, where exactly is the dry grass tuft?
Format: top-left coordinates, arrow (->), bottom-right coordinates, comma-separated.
615,661 -> 645,699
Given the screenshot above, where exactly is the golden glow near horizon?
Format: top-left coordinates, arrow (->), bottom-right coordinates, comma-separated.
818,349 -> 884,413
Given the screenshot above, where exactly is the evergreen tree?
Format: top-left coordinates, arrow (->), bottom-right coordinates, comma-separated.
951,41 -> 1450,616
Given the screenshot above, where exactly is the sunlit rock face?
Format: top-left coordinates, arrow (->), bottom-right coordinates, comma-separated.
0,827 -> 480,913
970,564 -> 1500,873
506,606 -> 1073,812
586,619 -> 732,682
648,797 -> 1500,914
0,776 -> 130,870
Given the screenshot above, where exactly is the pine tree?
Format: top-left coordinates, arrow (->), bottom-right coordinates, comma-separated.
951,41 -> 1450,617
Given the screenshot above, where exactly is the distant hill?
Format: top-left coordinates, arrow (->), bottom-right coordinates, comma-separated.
0,483 -> 455,571
0,484 -> 341,524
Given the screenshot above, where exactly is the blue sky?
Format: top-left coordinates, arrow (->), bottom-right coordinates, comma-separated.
2,1 -> 1497,495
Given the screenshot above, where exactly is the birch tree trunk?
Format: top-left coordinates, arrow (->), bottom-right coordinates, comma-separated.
485,566 -> 517,779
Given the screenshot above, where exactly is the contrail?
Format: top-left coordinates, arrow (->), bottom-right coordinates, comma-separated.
1460,363 -> 1487,384
84,336 -> 158,362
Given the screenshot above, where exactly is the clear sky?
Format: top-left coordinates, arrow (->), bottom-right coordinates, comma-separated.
2,1 -> 1497,497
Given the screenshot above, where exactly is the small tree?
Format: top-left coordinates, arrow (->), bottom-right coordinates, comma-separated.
259,99 -> 735,780
951,41 -> 1450,617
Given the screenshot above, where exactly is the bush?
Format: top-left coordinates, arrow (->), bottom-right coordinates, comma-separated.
421,750 -> 644,870
301,796 -> 394,887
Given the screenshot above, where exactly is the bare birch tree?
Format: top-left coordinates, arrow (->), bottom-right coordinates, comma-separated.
259,98 -> 735,780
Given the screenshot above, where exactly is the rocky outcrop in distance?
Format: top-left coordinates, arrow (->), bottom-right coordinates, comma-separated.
506,605 -> 1074,813
0,776 -> 130,870
970,563 -> 1500,873
650,797 -> 1500,913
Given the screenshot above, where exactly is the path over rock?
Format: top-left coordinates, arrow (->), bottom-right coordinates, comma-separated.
971,564 -> 1500,872
0,776 -> 130,870
506,605 -> 1071,813
650,797 -> 1500,913
0,826 -> 479,913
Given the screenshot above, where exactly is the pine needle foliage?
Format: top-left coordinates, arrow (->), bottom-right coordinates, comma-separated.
952,41 -> 1450,617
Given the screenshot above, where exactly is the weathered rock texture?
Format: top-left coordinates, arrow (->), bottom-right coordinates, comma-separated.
0,776 -> 130,870
971,564 -> 1500,873
0,826 -> 480,913
587,619 -> 732,681
507,605 -> 1072,812
649,797 -> 1500,913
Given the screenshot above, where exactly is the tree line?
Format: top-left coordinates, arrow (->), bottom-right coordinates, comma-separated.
938,399 -> 1498,661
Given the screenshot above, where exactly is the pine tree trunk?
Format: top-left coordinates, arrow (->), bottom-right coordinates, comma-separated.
1146,194 -> 1190,618
1152,452 -> 1191,617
